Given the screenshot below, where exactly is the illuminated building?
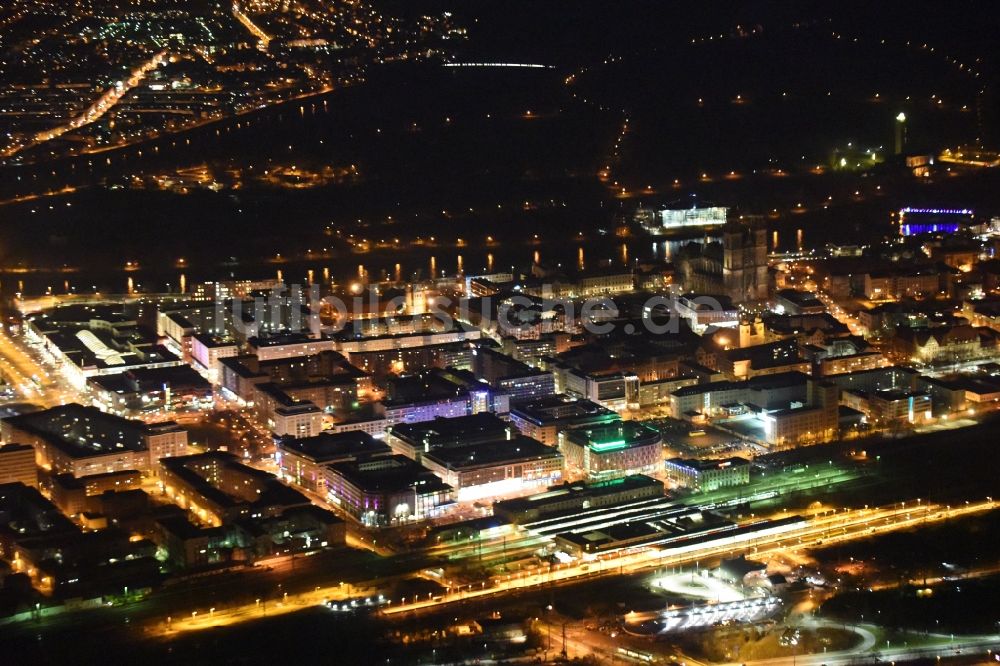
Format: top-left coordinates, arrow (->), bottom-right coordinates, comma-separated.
0,482 -> 157,596
189,333 -> 239,383
774,289 -> 826,316
539,499 -> 801,558
160,452 -> 311,527
1,404 -> 187,478
560,421 -> 661,480
466,273 -> 515,296
334,322 -> 481,356
472,347 -> 555,402
50,470 -> 142,515
560,369 -> 638,412
758,381 -> 839,446
157,294 -> 311,348
276,431 -> 390,492
89,365 -> 213,413
802,337 -> 888,377
269,403 -> 324,438
669,371 -> 810,420
345,340 -> 473,378
154,505 -> 345,569
664,457 -> 751,492
374,368 -> 509,426
517,267 -> 635,298
678,221 -> 769,303
421,436 -> 563,501
500,334 -> 559,366
0,444 -> 37,488
648,205 -> 728,232
376,394 -> 473,426
962,299 -> 1000,332
863,269 -> 942,300
26,304 -> 183,390
327,416 -> 390,438
823,366 -> 920,394
509,394 -> 618,446
191,279 -> 284,302
492,474 -> 664,524
761,313 -> 849,341
842,388 -> 933,425
218,351 -> 369,403
713,338 -> 811,380
247,333 -> 336,361
674,293 -> 740,333
636,376 -> 699,407
551,338 -> 682,386
386,413 -> 512,463
893,324 -> 986,364
323,455 -> 452,527
897,207 -> 974,236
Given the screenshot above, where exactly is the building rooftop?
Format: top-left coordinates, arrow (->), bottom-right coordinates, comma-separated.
563,421 -> 661,452
665,457 -> 751,472
89,365 -> 211,394
326,455 -> 451,495
671,371 -> 809,397
422,436 -> 561,471
3,403 -> 182,460
160,452 -> 309,514
192,332 -> 238,348
776,288 -> 825,309
494,474 -> 663,515
509,394 -> 618,427
277,431 -> 389,463
388,413 -> 511,448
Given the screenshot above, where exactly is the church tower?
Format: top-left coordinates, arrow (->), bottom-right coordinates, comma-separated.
722,219 -> 769,303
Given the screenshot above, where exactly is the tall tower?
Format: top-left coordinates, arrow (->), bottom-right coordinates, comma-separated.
722,220 -> 769,303
894,112 -> 907,156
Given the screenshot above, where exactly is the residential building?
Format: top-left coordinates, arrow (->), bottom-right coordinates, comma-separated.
0,443 -> 37,487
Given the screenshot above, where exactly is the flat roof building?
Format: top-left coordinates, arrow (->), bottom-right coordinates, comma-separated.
775,289 -> 826,316
386,413 -> 513,462
324,454 -> 452,527
50,470 -> 143,515
276,431 -> 391,491
664,457 -> 752,492
160,452 -> 311,527
493,474 -> 663,524
560,421 -> 661,480
1,404 -> 187,478
509,394 -> 618,446
669,371 -> 810,420
421,436 -> 564,502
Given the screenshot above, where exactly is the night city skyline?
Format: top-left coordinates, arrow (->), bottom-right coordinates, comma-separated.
1,2 -> 1000,665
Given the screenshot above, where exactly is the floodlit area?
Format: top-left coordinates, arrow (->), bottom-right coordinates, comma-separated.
630,596 -> 782,634
650,570 -> 747,603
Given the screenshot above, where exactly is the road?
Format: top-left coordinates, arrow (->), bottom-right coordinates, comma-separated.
725,632 -> 1000,666
232,2 -> 272,48
0,325 -> 81,407
3,52 -> 167,158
